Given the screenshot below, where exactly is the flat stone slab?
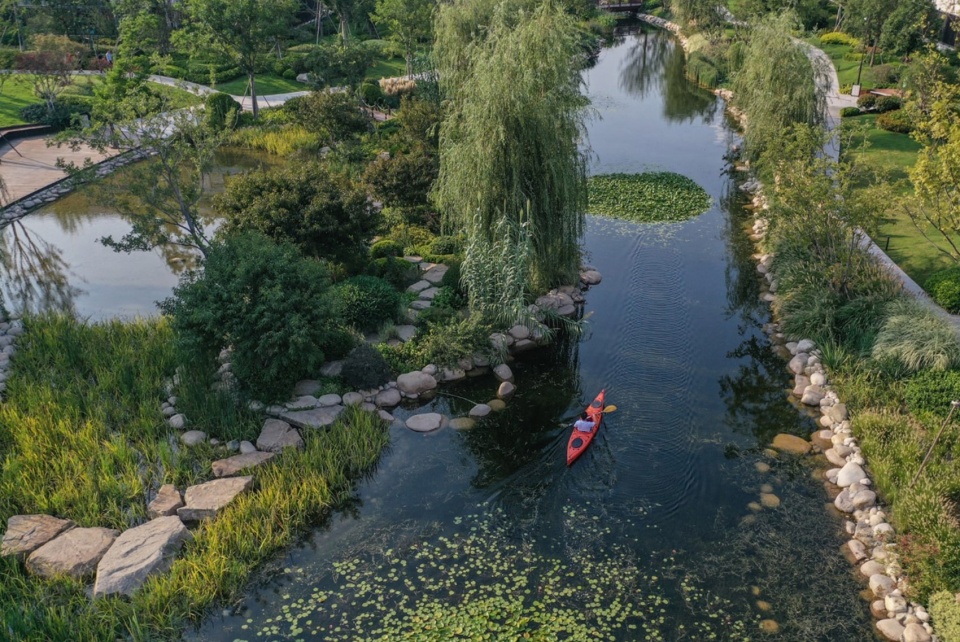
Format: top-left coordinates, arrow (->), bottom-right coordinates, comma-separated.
280,405 -> 345,429
407,280 -> 432,293
771,433 -> 811,455
212,451 -> 276,478
293,379 -> 323,396
419,287 -> 440,300
177,476 -> 254,522
395,325 -> 417,342
317,393 -> 342,407
93,516 -> 192,598
410,300 -> 433,310
285,395 -> 318,410
469,404 -> 492,418
493,364 -> 514,383
422,264 -> 448,284
450,417 -> 476,430
1,514 -> 76,558
147,484 -> 183,519
27,526 -> 118,579
257,419 -> 304,452
406,413 -> 444,433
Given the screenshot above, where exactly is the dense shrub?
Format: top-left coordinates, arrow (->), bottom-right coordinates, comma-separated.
215,162 -> 378,266
428,235 -> 463,256
927,266 -> 960,313
160,232 -> 339,402
333,275 -> 401,332
379,317 -> 491,370
875,95 -> 902,113
366,256 -> 417,288
686,51 -> 721,88
362,148 -> 439,208
441,260 -> 463,294
857,94 -> 877,109
819,31 -> 861,47
873,300 -> 960,374
871,64 -> 899,86
929,592 -> 960,642
359,81 -> 384,106
386,223 -> 434,252
205,92 -> 241,131
283,91 -> 370,145
282,68 -> 297,80
370,239 -> 404,259
19,101 -> 87,129
876,109 -> 913,134
840,106 -> 861,118
904,369 -> 960,417
340,343 -> 394,389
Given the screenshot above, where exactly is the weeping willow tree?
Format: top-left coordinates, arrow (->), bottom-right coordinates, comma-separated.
434,0 -> 589,321
732,12 -> 829,163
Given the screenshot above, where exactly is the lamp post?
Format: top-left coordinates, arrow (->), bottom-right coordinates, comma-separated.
852,50 -> 864,97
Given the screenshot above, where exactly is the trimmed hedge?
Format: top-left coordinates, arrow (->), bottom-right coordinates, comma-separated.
333,275 -> 401,332
370,240 -> 404,259
875,95 -> 902,113
840,106 -> 861,118
926,266 -> 960,313
819,31 -> 861,47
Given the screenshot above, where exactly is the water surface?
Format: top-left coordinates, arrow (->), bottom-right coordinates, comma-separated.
189,30 -> 875,642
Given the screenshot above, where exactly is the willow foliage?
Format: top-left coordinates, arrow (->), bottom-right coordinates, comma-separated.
732,12 -> 828,162
434,0 -> 589,315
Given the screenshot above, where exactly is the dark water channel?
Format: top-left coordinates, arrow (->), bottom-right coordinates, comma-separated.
180,30 -> 875,642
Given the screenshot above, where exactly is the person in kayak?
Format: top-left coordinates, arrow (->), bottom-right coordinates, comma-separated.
574,412 -> 595,433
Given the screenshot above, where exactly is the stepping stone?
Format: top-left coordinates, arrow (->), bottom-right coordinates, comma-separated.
770,433 -> 810,455
402,255 -> 423,263
497,381 -> 516,400
407,280 -> 431,293
397,371 -> 437,395
469,404 -> 492,418
342,392 -> 364,406
285,395 -> 318,410
212,451 -> 276,478
293,379 -> 322,396
1,515 -> 75,559
488,399 -> 506,411
93,516 -> 192,598
406,413 -> 444,433
422,264 -> 448,284
395,325 -> 417,342
419,287 -> 440,300
27,527 -> 118,579
410,300 -> 432,310
280,405 -> 345,429
147,484 -> 183,519
256,419 -> 304,452
493,364 -> 514,383
450,418 -> 476,430
317,393 -> 342,407
177,476 -> 254,522
375,387 -> 401,407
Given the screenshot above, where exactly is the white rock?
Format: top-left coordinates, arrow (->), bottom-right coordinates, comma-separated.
256,419 -> 304,453
876,619 -> 905,641
168,414 -> 187,430
903,623 -> 932,642
788,354 -> 808,374
885,594 -> 908,614
397,371 -> 438,395
508,325 -> 531,341
239,440 -> 257,454
342,392 -> 364,406
796,339 -> 816,353
497,381 -> 516,400
801,385 -> 825,406
317,393 -> 342,407
374,388 -> 401,407
836,462 -> 867,487
405,413 -> 444,433
180,430 -> 207,446
469,404 -> 492,418
861,560 -> 885,577
493,364 -> 514,383
869,574 -> 897,598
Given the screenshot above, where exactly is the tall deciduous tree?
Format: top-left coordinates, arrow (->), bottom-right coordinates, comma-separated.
843,0 -> 896,65
58,71 -> 223,256
182,0 -> 296,117
434,0 -> 588,319
878,0 -> 938,57
732,12 -> 828,163
14,34 -> 77,113
372,0 -> 433,75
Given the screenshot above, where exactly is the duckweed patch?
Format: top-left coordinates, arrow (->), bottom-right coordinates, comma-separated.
237,506 -> 755,641
587,173 -> 712,222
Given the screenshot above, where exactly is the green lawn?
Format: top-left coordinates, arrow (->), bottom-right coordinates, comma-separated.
215,74 -> 305,96
365,56 -> 406,82
843,113 -> 959,287
804,37 -> 902,89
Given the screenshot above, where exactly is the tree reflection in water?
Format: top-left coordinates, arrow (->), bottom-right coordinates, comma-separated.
0,220 -> 80,315
618,28 -> 719,124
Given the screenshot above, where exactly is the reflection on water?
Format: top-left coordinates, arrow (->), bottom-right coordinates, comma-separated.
191,29 -> 874,642
0,148 -> 281,319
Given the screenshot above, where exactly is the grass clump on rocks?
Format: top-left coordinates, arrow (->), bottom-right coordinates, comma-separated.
587,172 -> 711,222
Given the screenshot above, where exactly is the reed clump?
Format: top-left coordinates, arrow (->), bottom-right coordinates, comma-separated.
0,315 -> 389,640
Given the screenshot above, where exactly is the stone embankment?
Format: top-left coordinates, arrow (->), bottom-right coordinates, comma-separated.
746,190 -> 937,642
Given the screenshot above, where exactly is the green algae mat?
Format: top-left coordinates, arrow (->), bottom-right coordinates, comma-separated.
588,172 -> 712,222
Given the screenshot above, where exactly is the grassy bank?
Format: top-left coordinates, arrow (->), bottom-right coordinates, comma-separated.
0,315 -> 388,640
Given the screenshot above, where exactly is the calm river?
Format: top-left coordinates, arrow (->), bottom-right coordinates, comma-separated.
1,27 -> 877,641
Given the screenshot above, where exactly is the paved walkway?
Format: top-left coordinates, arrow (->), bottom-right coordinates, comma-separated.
0,135 -> 114,203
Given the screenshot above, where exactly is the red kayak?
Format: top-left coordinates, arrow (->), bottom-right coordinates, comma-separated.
566,390 -> 605,466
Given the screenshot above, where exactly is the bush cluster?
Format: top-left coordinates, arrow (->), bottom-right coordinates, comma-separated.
205,92 -> 241,131
819,31 -> 861,47
840,106 -> 861,118
340,343 -> 393,389
927,266 -> 960,313
857,94 -> 877,109
876,109 -> 913,134
370,240 -> 404,259
333,275 -> 401,332
875,95 -> 902,113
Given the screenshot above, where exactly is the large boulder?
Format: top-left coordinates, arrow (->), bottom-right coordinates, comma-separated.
395,325 -> 417,342
406,413 -> 444,433
211,451 -> 276,478
177,476 -> 254,522
375,387 -> 402,408
397,371 -> 438,395
493,364 -> 514,383
147,484 -> 183,519
1,515 -> 75,558
771,434 -> 811,455
27,526 -> 118,579
93,516 -> 192,598
836,462 -> 867,488
280,405 -> 344,429
256,419 -> 304,453
875,619 -> 905,642
580,270 -> 602,285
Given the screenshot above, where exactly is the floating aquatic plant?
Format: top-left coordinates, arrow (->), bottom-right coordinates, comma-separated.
587,173 -> 712,223
236,506 -> 755,641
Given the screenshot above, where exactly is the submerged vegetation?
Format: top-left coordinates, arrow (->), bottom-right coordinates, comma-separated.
587,172 -> 712,222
